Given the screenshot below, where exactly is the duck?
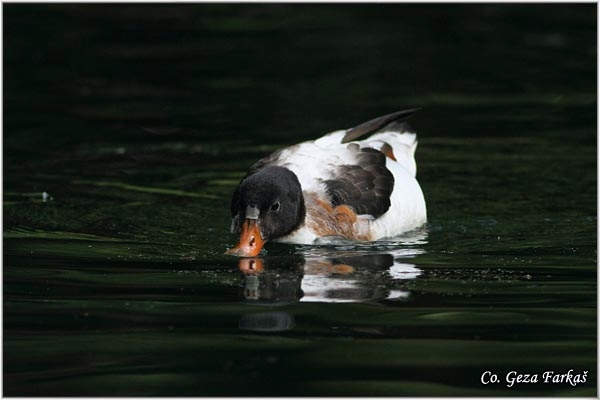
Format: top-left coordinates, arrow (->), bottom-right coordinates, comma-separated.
225,108 -> 427,257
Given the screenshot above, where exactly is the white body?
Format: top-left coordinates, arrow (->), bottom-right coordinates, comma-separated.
270,126 -> 427,244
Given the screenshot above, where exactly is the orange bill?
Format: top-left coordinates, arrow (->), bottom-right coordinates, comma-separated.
225,219 -> 265,257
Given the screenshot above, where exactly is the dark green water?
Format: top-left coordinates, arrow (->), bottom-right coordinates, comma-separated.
3,4 -> 597,397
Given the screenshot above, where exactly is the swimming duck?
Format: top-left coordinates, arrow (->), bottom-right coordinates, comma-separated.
225,108 -> 427,257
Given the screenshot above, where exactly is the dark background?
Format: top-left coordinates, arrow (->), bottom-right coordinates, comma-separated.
4,4 -> 596,154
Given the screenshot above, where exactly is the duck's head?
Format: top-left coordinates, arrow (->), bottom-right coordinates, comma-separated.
226,166 -> 305,257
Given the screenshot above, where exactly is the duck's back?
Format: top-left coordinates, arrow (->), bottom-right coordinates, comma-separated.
251,111 -> 427,243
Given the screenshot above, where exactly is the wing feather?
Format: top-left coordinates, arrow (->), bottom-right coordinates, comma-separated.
322,146 -> 394,218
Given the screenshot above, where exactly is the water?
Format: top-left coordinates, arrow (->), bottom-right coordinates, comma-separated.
3,4 -> 597,397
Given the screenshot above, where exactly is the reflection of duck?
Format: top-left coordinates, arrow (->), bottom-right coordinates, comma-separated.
239,257 -> 304,305
226,109 -> 427,257
239,253 -> 422,304
238,312 -> 295,332
300,254 -> 420,303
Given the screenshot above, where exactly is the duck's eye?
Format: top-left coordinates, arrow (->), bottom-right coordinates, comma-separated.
271,201 -> 280,211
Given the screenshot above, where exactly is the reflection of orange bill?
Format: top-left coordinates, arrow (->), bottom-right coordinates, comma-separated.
225,219 -> 265,257
238,258 -> 264,274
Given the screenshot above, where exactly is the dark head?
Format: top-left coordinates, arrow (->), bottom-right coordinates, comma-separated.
226,166 -> 305,257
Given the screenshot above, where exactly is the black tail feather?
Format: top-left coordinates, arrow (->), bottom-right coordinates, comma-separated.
342,108 -> 421,144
